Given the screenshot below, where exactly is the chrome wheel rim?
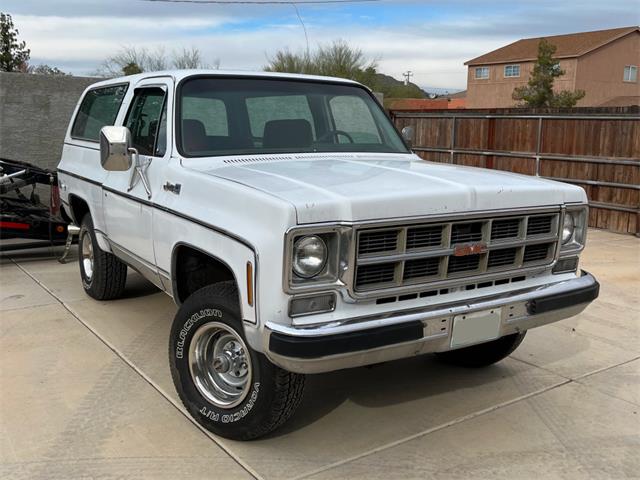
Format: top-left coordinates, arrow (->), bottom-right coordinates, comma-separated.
81,232 -> 94,281
188,322 -> 252,409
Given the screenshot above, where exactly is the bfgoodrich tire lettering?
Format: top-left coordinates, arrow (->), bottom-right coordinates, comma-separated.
169,282 -> 305,440
79,214 -> 127,300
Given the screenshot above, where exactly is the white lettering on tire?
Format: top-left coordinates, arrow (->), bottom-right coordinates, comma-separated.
198,383 -> 261,423
176,308 -> 223,359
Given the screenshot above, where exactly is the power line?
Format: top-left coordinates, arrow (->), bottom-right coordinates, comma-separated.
141,0 -> 379,4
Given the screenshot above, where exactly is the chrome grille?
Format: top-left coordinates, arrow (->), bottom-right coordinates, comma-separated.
406,225 -> 443,250
354,210 -> 559,292
491,218 -> 520,240
527,215 -> 554,236
358,230 -> 399,255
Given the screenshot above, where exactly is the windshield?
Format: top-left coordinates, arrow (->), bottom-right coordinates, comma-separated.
177,77 -> 408,157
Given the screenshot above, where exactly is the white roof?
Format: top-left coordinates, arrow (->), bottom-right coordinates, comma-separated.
86,69 -> 361,89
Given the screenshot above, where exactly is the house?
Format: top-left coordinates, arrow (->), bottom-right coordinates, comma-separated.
464,26 -> 640,108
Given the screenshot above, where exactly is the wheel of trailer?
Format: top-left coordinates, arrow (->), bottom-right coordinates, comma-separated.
79,213 -> 127,300
169,282 -> 305,440
435,332 -> 527,368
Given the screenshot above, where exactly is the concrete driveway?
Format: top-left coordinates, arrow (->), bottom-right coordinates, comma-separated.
1,229 -> 638,479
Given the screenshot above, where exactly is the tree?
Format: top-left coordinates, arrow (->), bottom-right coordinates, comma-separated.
265,40 -> 425,99
28,64 -> 69,76
512,39 -> 585,108
0,12 -> 30,72
97,45 -> 218,77
122,62 -> 143,76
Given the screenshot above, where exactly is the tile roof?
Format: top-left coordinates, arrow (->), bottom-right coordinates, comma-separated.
465,26 -> 639,65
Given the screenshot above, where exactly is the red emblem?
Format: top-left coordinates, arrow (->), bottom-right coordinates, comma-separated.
453,242 -> 488,256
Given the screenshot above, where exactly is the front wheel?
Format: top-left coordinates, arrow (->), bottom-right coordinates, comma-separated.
435,332 -> 527,368
169,282 -> 305,440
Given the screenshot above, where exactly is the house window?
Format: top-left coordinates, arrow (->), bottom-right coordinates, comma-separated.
623,65 -> 638,82
475,67 -> 489,79
504,64 -> 520,78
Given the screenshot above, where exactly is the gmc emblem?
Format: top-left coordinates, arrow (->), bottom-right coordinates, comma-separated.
453,242 -> 488,256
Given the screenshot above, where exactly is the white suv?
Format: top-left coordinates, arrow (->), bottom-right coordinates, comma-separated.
57,70 -> 599,440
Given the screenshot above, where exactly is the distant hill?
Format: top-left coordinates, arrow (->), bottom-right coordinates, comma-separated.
367,72 -> 426,99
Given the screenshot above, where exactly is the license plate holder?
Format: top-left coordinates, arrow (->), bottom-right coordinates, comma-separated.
450,308 -> 502,348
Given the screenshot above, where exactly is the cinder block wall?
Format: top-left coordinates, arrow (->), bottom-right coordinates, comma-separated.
0,72 -> 98,171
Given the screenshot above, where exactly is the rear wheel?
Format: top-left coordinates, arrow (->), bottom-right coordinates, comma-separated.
435,332 -> 527,368
169,282 -> 305,440
79,214 -> 127,300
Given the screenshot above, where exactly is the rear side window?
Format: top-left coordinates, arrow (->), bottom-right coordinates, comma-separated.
71,84 -> 128,142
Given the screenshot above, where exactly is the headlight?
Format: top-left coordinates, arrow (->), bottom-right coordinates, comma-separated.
292,235 -> 327,278
562,212 -> 575,244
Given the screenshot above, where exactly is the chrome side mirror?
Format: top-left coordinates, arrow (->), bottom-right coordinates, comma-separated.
99,126 -> 133,171
401,126 -> 415,149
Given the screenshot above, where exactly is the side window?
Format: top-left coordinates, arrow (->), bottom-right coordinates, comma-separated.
125,87 -> 167,157
71,84 -> 128,142
182,97 -> 228,136
329,95 -> 381,144
245,95 -> 315,139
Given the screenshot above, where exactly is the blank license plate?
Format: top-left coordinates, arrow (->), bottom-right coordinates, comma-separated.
450,308 -> 502,348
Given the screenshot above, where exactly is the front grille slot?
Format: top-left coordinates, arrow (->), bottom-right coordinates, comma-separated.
358,230 -> 398,255
448,254 -> 481,274
527,215 -> 554,236
356,263 -> 395,286
353,210 -> 559,293
523,243 -> 553,263
451,222 -> 483,245
488,247 -> 518,268
403,258 -> 440,280
406,225 -> 443,250
491,218 -> 520,240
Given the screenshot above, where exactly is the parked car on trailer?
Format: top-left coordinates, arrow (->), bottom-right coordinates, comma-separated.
57,70 -> 599,440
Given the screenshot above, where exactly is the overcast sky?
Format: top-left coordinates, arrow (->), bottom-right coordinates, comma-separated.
3,0 -> 639,90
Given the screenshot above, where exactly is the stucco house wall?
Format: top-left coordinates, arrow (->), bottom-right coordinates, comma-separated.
575,32 -> 640,106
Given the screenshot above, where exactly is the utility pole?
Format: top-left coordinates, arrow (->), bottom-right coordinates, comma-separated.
403,71 -> 413,86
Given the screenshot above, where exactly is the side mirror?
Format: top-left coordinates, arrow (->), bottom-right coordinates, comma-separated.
100,126 -> 133,171
401,126 -> 415,149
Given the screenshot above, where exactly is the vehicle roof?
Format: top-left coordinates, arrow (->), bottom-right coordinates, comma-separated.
85,69 -> 362,89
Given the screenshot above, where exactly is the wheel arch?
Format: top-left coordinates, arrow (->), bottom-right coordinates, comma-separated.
171,242 -> 241,307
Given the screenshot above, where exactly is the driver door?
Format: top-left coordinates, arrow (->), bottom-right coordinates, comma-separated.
102,78 -> 172,287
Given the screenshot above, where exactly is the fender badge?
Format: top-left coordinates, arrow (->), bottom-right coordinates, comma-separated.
453,242 -> 488,256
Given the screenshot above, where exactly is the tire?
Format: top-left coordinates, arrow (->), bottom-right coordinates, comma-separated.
435,332 -> 527,368
169,282 -> 305,440
79,213 -> 127,300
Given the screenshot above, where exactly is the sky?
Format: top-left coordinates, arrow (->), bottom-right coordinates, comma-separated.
3,0 -> 639,91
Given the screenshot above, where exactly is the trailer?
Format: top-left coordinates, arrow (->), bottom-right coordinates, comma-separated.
0,158 -> 76,254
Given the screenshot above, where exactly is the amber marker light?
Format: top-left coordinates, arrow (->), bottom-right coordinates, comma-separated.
246,261 -> 254,307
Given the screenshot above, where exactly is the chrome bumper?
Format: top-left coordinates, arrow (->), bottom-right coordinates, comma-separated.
265,271 -> 599,374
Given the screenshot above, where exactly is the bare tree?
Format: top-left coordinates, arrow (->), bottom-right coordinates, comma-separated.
97,45 -> 219,77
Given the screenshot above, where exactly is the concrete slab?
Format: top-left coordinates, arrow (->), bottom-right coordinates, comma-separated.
0,262 -> 57,311
305,382 -> 640,480
0,303 -> 253,479
1,229 -> 638,479
578,358 -> 640,406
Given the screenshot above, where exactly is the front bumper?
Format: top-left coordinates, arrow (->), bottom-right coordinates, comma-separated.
265,271 -> 599,373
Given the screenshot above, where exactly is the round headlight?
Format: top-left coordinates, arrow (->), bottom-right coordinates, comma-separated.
293,235 -> 327,278
562,213 -> 575,244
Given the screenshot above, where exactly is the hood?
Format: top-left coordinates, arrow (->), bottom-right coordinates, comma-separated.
183,153 -> 586,224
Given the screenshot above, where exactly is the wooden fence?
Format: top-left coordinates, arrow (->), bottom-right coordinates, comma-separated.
391,108 -> 640,235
